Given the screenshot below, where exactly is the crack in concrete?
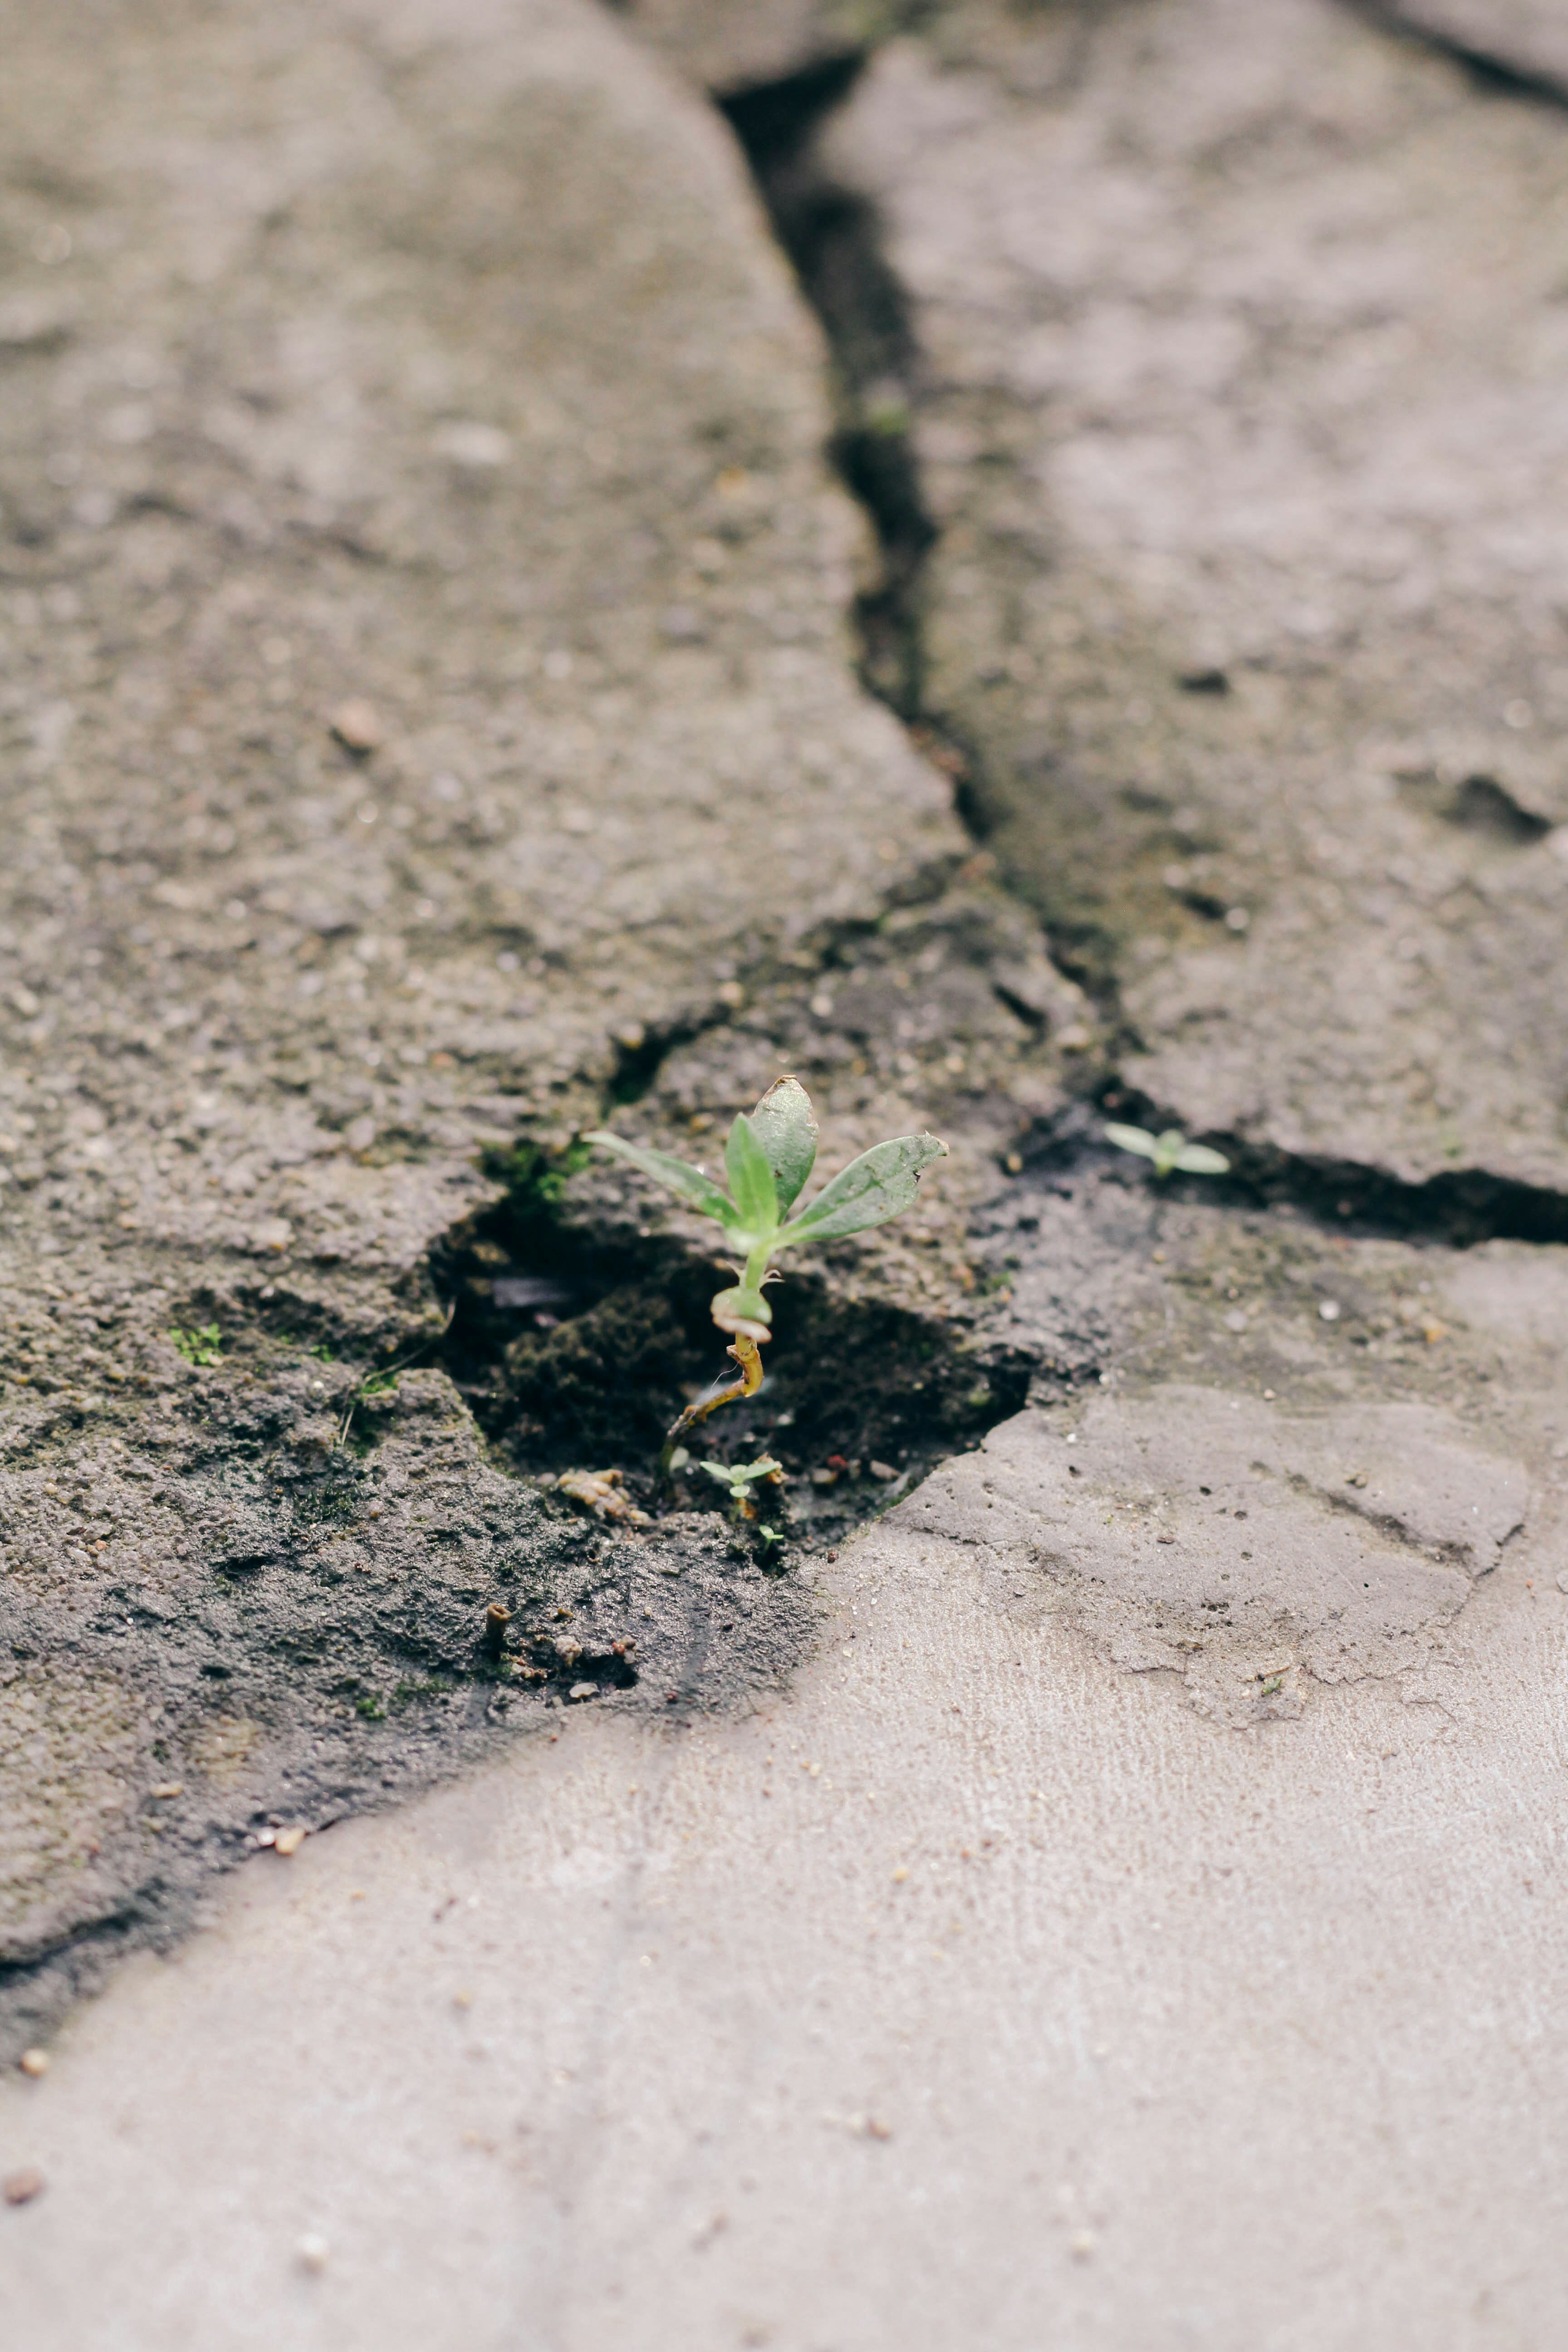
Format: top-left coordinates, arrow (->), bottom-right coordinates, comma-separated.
1346,1 -> 1568,108
722,45 -> 1568,1256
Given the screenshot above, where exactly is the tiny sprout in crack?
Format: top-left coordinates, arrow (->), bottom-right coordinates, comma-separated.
586,1076 -> 947,1471
1104,1122 -> 1230,1180
698,1454 -> 785,1522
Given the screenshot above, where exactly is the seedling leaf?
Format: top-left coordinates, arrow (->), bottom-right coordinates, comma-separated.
698,1455 -> 782,1493
1173,1141 -> 1230,1175
1104,1121 -> 1229,1179
783,1132 -> 947,1243
748,1076 -> 818,1213
583,1130 -> 732,1222
724,1113 -> 779,1240
1104,1122 -> 1158,1161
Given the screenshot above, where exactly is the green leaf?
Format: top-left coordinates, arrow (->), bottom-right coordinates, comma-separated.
1104,1121 -> 1228,1179
748,1077 -> 818,1213
781,1132 -> 948,1244
1172,1141 -> 1230,1176
710,1284 -> 772,1338
724,1113 -> 779,1239
1104,1122 -> 1158,1161
584,1130 -> 732,1224
699,1455 -> 781,1491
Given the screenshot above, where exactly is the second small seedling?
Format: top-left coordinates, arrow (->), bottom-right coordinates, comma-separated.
698,1455 -> 784,1522
1104,1122 -> 1230,1179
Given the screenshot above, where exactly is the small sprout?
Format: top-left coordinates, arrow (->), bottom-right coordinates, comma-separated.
698,1455 -> 784,1520
588,1078 -> 946,1465
1103,1122 -> 1230,1180
757,1524 -> 786,1554
168,1323 -> 223,1366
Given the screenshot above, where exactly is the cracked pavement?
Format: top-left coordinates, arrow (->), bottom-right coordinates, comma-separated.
5,0 -> 1568,2344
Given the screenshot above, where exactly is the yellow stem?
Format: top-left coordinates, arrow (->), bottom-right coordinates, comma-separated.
658,1333 -> 764,1481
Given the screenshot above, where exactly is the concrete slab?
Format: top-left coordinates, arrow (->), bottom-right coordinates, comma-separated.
817,0 -> 1568,1186
4,1451 -> 1567,2349
9,1 -> 1568,2337
0,0 -> 975,2032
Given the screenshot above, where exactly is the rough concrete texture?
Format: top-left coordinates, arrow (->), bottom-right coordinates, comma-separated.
0,0 -> 986,2036
915,1388 -> 1528,1724
5,1441 -> 1568,2348
1377,0 -> 1568,92
9,0 -> 1568,2337
819,0 -> 1568,1185
616,0 -> 911,91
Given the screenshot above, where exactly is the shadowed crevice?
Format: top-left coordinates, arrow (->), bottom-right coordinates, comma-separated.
719,52 -> 935,715
1343,2 -> 1568,108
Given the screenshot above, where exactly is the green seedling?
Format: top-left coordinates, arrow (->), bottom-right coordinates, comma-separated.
587,1078 -> 946,1470
1104,1122 -> 1230,1180
698,1455 -> 784,1521
757,1524 -> 786,1556
168,1323 -> 223,1367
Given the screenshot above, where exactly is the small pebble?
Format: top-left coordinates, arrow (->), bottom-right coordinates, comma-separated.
1318,1300 -> 1340,1322
297,2233 -> 330,2274
3,2167 -> 44,2206
149,1782 -> 184,1799
273,1825 -> 308,1857
18,2048 -> 49,2078
568,1681 -> 598,1701
328,698 -> 384,752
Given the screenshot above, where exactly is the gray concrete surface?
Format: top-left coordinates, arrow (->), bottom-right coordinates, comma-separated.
819,0 -> 1568,1184
0,0 -> 992,2038
618,0 -> 911,88
5,1396 -> 1567,2348
7,0 -> 1568,2340
1376,0 -> 1568,91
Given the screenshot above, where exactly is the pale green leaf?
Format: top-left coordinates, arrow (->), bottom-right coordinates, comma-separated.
1104,1122 -> 1158,1161
724,1113 -> 779,1239
781,1132 -> 947,1244
699,1455 -> 782,1490
1172,1141 -> 1230,1176
583,1131 -> 732,1224
749,1076 -> 818,1213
